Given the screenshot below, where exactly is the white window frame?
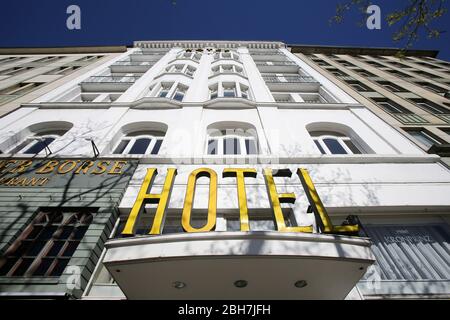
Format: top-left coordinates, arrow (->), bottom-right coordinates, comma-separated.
9,134 -> 60,155
206,130 -> 258,155
155,82 -> 188,101
113,133 -> 164,155
312,133 -> 362,155
209,82 -> 250,100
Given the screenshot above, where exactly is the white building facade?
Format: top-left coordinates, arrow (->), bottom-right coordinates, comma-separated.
0,41 -> 449,300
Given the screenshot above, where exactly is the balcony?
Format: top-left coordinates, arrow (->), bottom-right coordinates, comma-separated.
256,61 -> 299,72
390,113 -> 429,124
103,231 -> 374,299
130,52 -> 164,62
110,61 -> 154,73
81,76 -> 138,92
263,75 -> 320,92
250,51 -> 288,61
0,94 -> 20,105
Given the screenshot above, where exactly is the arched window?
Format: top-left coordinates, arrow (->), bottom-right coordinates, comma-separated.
206,123 -> 258,155
113,130 -> 165,155
6,122 -> 73,155
310,131 -> 363,155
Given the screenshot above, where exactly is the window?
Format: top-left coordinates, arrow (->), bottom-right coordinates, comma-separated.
439,127 -> 450,136
166,64 -> 196,77
404,128 -> 445,149
209,82 -> 250,100
376,81 -> 407,92
8,129 -> 68,155
0,82 -> 44,96
0,66 -> 33,76
415,82 -> 446,94
0,209 -> 93,277
206,128 -> 258,155
179,51 -> 202,61
223,83 -> 236,97
328,69 -> 347,77
410,99 -> 450,115
373,99 -> 412,114
44,66 -> 81,76
158,83 -> 171,98
156,83 -> 188,101
213,51 -> 240,61
361,224 -> 450,282
311,131 -> 363,155
113,130 -> 165,155
211,64 -> 244,76
346,80 -> 373,92
172,85 -> 187,101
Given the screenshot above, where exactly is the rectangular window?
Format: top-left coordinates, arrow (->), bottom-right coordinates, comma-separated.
376,81 -> 406,92
346,80 -> 373,92
374,99 -> 412,114
223,137 -> 240,155
410,99 -> 449,115
405,128 -> 445,148
361,224 -> 450,281
223,84 -> 236,98
207,139 -> 218,155
0,209 -> 94,277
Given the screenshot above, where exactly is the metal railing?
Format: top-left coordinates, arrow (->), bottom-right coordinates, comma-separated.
390,113 -> 429,124
82,76 -> 138,83
112,61 -> 154,66
0,95 -> 20,105
256,61 -> 297,66
263,75 -> 317,83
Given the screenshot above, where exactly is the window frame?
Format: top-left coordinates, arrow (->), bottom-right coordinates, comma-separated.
311,132 -> 363,155
113,132 -> 165,155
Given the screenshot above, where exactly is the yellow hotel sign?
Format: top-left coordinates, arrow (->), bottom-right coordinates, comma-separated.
123,167 -> 359,236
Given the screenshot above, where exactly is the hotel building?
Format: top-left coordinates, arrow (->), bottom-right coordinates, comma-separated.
0,41 -> 449,300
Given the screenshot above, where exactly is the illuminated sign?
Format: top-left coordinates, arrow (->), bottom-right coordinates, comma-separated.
122,167 -> 359,236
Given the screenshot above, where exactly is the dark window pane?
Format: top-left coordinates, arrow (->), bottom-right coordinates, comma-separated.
223,90 -> 235,97
14,241 -> 32,256
159,90 -> 168,98
129,138 -> 151,154
27,241 -> 47,256
0,258 -> 19,275
113,140 -> 129,154
23,137 -> 55,154
46,241 -> 65,256
62,242 -> 79,257
33,258 -> 54,276
57,226 -> 74,240
207,139 -> 218,155
173,92 -> 184,101
73,226 -> 88,240
151,139 -> 163,155
344,140 -> 362,154
25,226 -> 43,240
323,138 -> 347,154
50,259 -> 69,276
245,139 -> 257,155
12,258 -> 34,276
314,140 -> 326,154
224,138 -> 240,155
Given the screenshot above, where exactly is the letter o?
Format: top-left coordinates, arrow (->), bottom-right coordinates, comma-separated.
182,168 -> 217,232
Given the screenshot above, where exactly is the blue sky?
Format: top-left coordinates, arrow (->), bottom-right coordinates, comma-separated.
0,0 -> 449,59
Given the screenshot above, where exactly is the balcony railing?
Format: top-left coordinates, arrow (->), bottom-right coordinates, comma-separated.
256,61 -> 297,66
0,94 -> 20,105
112,61 -> 154,66
390,113 -> 429,124
82,76 -> 138,83
263,75 -> 317,83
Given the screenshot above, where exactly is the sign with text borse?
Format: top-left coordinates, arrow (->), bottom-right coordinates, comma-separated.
0,158 -> 137,189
